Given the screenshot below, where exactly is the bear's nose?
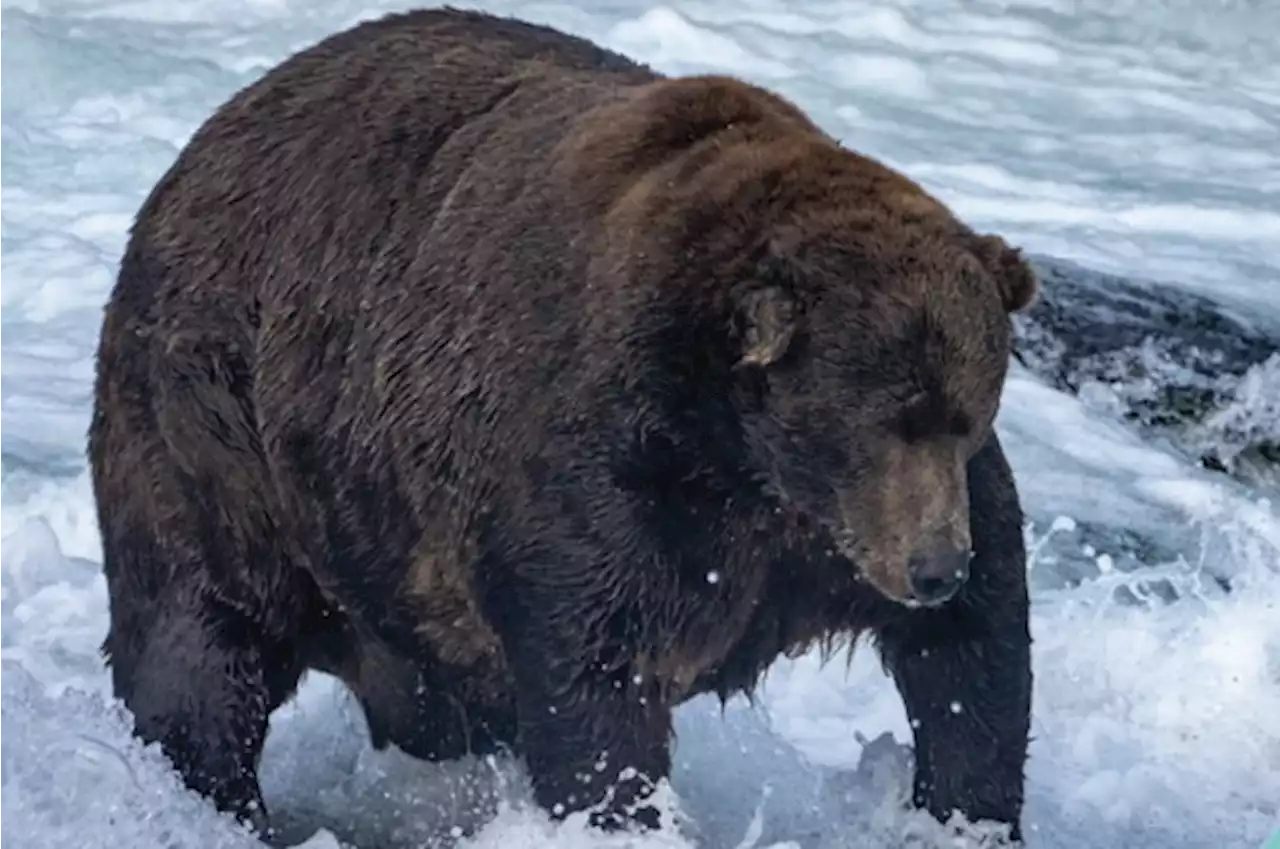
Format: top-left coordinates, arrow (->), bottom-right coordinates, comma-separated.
907,547 -> 972,606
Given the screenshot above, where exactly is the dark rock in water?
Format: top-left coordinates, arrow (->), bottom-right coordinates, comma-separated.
1013,254 -> 1280,490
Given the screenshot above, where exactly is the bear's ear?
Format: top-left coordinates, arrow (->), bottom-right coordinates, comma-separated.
971,234 -> 1039,314
737,285 -> 798,368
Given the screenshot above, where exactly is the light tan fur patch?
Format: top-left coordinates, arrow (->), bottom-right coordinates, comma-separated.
404,536 -> 503,668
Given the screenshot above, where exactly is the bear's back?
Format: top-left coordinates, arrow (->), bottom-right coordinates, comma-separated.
117,8 -> 655,315
97,8 -> 665,498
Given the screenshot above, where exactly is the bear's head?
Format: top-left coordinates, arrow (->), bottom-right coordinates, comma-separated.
724,148 -> 1037,607
580,75 -> 1037,607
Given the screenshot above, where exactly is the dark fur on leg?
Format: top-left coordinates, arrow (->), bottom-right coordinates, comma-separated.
109,590 -> 304,836
489,569 -> 673,831
515,664 -> 671,831
874,435 -> 1032,842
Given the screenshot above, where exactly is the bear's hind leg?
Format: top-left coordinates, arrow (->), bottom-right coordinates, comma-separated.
108,584 -> 304,835
92,318 -> 309,835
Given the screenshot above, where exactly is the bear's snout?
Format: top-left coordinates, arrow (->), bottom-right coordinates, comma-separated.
907,546 -> 972,606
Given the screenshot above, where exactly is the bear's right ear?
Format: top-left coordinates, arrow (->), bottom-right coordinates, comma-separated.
736,285 -> 798,368
971,234 -> 1040,314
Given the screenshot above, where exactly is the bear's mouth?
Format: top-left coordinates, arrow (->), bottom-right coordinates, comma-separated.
830,528 -> 864,566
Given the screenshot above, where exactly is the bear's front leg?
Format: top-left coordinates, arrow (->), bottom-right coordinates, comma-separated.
499,584 -> 674,832
874,435 -> 1032,842
876,613 -> 1031,841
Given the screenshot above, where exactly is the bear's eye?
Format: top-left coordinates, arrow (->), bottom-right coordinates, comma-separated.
893,390 -> 970,443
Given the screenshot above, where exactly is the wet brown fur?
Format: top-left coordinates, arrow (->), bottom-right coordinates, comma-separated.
89,6 -> 1037,841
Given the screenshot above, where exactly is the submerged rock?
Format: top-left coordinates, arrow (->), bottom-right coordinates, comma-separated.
1013,254 -> 1280,491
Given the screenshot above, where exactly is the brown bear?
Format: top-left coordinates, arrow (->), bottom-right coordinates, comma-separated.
87,6 -> 1038,843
